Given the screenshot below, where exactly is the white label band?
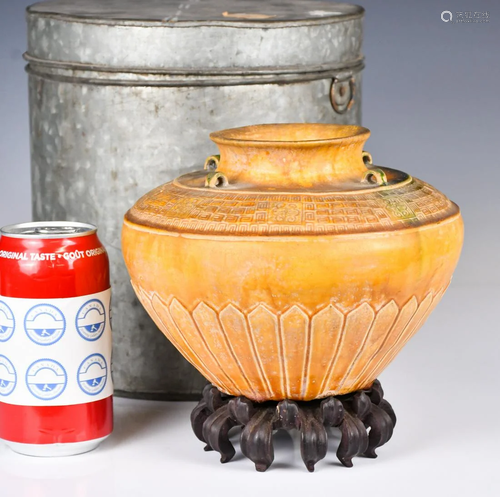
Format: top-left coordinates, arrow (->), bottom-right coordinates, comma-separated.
0,290 -> 113,406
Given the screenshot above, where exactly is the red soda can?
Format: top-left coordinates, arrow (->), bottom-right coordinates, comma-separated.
0,221 -> 113,456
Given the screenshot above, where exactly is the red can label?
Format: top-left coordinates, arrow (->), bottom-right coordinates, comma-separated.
0,290 -> 112,406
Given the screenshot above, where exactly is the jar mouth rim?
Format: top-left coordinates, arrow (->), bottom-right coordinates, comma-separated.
210,123 -> 370,147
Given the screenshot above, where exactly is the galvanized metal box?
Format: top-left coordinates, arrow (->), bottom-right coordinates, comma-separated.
26,0 -> 364,399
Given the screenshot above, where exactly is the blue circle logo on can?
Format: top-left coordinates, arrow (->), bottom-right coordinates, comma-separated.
0,355 -> 17,396
77,354 -> 108,396
0,301 -> 15,342
24,304 -> 66,346
76,299 -> 106,341
26,359 -> 67,400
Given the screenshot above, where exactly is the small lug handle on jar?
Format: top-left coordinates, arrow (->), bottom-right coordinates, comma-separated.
362,151 -> 373,165
364,168 -> 388,186
361,151 -> 388,186
204,155 -> 220,171
204,155 -> 228,188
205,171 -> 229,188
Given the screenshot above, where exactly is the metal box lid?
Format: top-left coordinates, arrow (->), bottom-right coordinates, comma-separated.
26,0 -> 364,80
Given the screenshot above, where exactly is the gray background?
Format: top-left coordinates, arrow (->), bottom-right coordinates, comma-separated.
0,1 -> 498,495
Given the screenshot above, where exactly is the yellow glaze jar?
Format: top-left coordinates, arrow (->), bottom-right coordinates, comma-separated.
122,124 -> 463,402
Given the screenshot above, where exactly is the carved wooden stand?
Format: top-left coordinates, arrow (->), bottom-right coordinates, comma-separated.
191,380 -> 396,472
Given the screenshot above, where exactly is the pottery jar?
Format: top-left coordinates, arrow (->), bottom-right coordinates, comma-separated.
122,124 -> 463,402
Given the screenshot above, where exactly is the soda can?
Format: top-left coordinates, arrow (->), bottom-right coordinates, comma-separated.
0,221 -> 113,456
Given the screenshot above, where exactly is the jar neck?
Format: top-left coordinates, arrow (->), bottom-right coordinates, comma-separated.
210,124 -> 371,188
